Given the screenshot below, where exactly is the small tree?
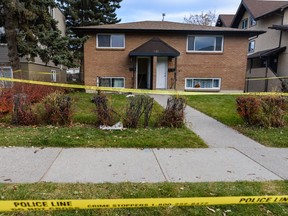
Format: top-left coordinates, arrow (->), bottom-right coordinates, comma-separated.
184,10 -> 217,26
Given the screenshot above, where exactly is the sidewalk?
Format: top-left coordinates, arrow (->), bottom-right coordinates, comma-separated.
0,95 -> 287,183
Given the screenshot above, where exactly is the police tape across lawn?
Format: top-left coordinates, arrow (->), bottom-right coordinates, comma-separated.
0,196 -> 287,212
1,77 -> 288,96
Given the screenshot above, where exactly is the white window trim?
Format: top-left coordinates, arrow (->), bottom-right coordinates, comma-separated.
97,77 -> 125,88
51,70 -> 57,82
248,40 -> 255,53
96,34 -> 125,49
186,35 -> 224,53
185,78 -> 221,90
0,66 -> 13,88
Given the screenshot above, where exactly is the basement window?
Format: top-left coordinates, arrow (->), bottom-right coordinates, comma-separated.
98,77 -> 125,88
185,78 -> 221,90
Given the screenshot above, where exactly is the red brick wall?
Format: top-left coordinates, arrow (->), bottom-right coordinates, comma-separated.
84,32 -> 248,91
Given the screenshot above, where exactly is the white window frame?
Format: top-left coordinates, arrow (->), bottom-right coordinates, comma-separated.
97,77 -> 125,88
51,70 -> 57,82
0,66 -> 13,88
186,35 -> 224,53
185,78 -> 221,90
248,40 -> 255,53
96,34 -> 125,49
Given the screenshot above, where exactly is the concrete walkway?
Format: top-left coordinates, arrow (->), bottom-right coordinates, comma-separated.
0,95 -> 287,183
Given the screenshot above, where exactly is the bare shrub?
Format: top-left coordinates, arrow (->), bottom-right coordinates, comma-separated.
123,95 -> 154,128
160,96 -> 186,128
92,94 -> 117,126
12,94 -> 38,125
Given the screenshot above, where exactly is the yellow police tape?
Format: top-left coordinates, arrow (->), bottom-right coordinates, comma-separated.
247,76 -> 288,81
0,196 -> 287,212
1,77 -> 288,96
13,69 -> 59,75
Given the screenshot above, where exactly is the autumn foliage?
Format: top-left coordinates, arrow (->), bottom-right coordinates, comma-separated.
236,96 -> 287,128
0,83 -> 62,115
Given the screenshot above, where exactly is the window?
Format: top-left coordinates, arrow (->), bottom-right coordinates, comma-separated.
97,34 -> 125,48
187,36 -> 223,52
0,27 -> 6,44
248,40 -> 255,53
0,66 -> 13,88
241,19 -> 248,29
185,78 -> 221,90
250,16 -> 256,27
98,77 -> 125,88
51,70 -> 57,82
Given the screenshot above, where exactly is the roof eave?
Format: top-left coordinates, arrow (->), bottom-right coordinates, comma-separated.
73,27 -> 265,37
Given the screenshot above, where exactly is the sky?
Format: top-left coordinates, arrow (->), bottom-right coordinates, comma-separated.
117,0 -> 242,23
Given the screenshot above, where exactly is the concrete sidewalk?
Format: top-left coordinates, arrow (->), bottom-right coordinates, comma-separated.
151,95 -> 288,180
0,147 -> 282,183
0,94 -> 287,183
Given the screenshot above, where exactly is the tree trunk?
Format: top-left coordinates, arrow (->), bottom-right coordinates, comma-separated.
4,1 -> 20,70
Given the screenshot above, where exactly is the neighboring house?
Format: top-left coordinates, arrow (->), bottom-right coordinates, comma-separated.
223,0 -> 288,92
216,14 -> 235,27
76,21 -> 262,92
0,7 -> 67,84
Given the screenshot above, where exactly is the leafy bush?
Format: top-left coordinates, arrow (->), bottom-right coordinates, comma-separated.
0,83 -> 62,116
159,96 -> 186,128
40,91 -> 72,125
0,90 -> 13,115
92,94 -> 118,126
123,95 -> 154,128
236,96 -> 287,128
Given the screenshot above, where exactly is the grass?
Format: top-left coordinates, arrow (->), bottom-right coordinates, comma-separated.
0,181 -> 287,215
185,95 -> 288,148
0,92 -> 206,148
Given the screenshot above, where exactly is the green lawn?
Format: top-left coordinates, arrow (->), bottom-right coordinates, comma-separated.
186,95 -> 288,148
0,92 -> 206,148
0,181 -> 287,215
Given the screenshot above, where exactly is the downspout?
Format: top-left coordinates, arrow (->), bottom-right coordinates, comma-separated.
265,58 -> 269,92
174,58 -> 177,90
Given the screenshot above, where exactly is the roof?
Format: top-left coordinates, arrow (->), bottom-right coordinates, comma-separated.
129,37 -> 180,57
231,0 -> 288,27
74,21 -> 264,37
216,15 -> 235,27
248,47 -> 286,59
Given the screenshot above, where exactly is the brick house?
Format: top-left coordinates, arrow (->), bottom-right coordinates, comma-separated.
217,0 -> 288,92
77,21 -> 262,92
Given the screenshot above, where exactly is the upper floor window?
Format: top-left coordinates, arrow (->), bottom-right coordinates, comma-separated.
187,36 -> 223,52
250,16 -> 256,27
241,19 -> 248,29
0,27 -> 6,44
97,34 -> 125,48
248,40 -> 255,53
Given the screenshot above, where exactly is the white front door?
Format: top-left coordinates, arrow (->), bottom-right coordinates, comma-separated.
156,57 -> 168,89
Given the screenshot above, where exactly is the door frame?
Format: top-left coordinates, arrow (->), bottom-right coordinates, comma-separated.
136,57 -> 152,89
